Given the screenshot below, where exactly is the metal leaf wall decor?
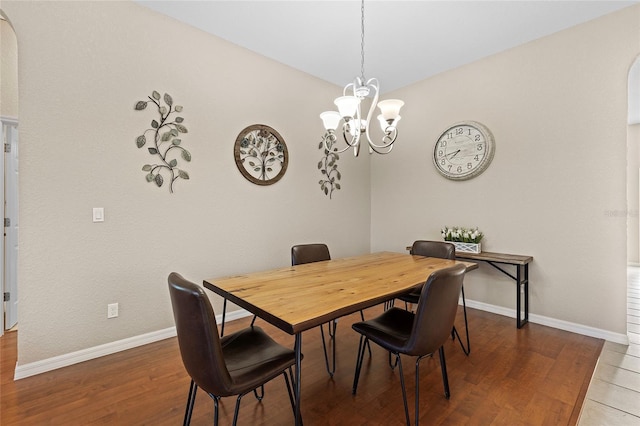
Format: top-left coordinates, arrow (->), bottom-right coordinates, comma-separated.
134,91 -> 191,193
318,135 -> 341,199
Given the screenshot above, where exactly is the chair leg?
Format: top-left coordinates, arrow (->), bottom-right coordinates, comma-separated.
358,310 -> 372,357
414,356 -> 428,426
250,315 -> 257,327
213,396 -> 220,426
396,354 -> 411,426
438,346 -> 451,399
183,379 -> 197,426
319,323 -> 336,377
352,335 -> 368,394
232,394 -> 244,426
253,384 -> 264,401
388,349 -> 400,370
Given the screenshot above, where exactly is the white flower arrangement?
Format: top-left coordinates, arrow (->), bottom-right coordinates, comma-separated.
441,226 -> 484,244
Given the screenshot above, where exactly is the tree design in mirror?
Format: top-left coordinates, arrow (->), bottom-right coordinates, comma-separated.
234,124 -> 288,185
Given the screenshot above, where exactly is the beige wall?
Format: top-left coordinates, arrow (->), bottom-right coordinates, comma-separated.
2,0 -> 639,368
1,0 -> 371,365
372,5 -> 640,335
1,18 -> 18,117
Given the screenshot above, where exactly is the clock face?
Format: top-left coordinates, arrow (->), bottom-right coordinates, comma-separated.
433,121 -> 495,180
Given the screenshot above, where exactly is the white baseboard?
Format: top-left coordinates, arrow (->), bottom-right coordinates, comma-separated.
13,309 -> 253,380
13,300 -> 628,380
464,299 -> 630,345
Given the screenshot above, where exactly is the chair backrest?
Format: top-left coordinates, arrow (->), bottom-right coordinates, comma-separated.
410,240 -> 455,259
291,243 -> 331,266
168,272 -> 233,396
404,264 -> 466,356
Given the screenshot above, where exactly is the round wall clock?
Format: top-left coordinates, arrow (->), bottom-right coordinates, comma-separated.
234,124 -> 289,185
433,121 -> 495,181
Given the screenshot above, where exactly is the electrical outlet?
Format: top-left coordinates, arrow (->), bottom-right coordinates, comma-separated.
107,303 -> 119,318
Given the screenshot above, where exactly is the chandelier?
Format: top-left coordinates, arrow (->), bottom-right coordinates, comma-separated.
319,0 -> 404,156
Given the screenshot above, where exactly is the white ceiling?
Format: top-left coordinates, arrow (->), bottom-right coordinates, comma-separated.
135,1 -> 638,94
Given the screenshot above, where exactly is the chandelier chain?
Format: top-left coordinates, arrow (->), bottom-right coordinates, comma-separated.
360,0 -> 365,81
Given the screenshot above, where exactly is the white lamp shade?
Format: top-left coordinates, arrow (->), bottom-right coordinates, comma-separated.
334,96 -> 360,118
377,99 -> 404,121
320,111 -> 342,131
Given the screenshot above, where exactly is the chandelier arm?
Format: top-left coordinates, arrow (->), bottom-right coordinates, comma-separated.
368,130 -> 397,154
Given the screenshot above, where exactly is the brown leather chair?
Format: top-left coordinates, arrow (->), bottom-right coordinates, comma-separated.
351,264 -> 466,426
290,243 -> 369,377
168,272 -> 298,425
398,240 -> 470,355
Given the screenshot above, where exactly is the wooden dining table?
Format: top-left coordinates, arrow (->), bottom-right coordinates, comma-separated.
203,251 -> 477,425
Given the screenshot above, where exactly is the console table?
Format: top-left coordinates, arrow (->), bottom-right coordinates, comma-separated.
453,251 -> 533,328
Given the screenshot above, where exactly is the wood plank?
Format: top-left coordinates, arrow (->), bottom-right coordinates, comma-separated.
454,250 -> 533,265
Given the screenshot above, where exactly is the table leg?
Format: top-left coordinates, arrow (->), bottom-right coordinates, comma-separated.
516,266 -> 522,328
516,265 -> 529,329
294,333 -> 302,425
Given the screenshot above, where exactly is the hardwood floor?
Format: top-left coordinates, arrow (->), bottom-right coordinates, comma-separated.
1,305 -> 602,425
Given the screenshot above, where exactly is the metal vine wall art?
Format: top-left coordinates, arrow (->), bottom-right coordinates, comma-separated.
318,135 -> 341,198
134,91 -> 191,193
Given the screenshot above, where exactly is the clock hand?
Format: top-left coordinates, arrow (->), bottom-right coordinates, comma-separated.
446,149 -> 461,159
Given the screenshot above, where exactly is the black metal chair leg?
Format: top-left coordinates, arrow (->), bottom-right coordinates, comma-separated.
213,396 -> 220,426
250,315 -> 257,327
253,384 -> 264,401
183,379 -> 197,426
352,336 -> 368,394
232,394 -> 243,426
438,346 -> 450,399
319,323 -> 336,377
396,354 -> 410,426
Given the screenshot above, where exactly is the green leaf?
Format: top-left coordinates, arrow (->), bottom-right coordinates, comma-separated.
175,105 -> 183,112
181,150 -> 192,162
164,93 -> 173,106
155,174 -> 164,187
172,138 -> 182,146
152,91 -> 160,100
318,142 -> 323,149
142,164 -> 152,171
337,171 -> 342,179
135,101 -> 147,110
170,129 -> 179,137
175,124 -> 188,133
146,173 -> 154,182
148,147 -> 158,155
136,135 -> 146,148
169,159 -> 177,167
317,161 -> 323,169
178,170 -> 190,180
266,168 -> 272,172
160,106 -> 167,115
249,161 -> 256,167
161,132 -> 171,142
175,117 -> 184,123
151,120 -> 159,128
254,168 -> 261,172
335,183 -> 341,190
324,187 -> 329,195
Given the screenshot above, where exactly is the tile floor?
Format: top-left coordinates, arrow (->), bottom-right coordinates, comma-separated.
577,266 -> 640,425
